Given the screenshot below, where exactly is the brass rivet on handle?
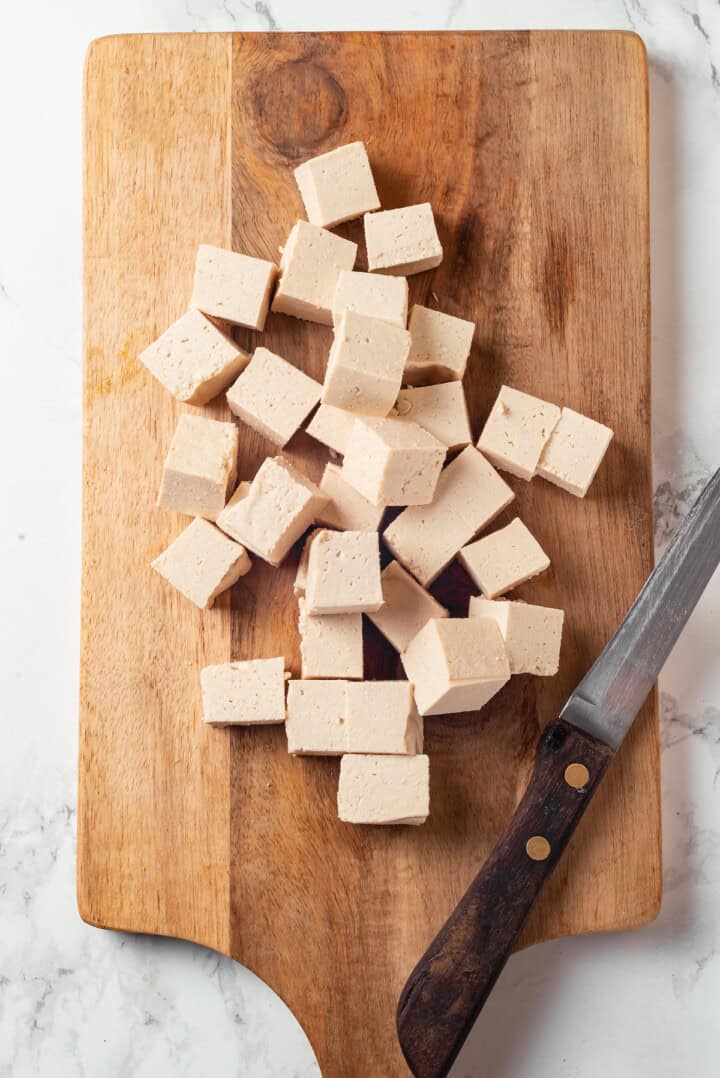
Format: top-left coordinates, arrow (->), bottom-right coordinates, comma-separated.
564,763 -> 590,789
525,836 -> 551,861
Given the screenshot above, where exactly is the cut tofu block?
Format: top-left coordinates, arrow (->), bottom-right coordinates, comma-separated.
332,270 -> 408,328
287,680 -> 422,756
401,618 -> 510,716
305,403 -> 355,455
341,417 -> 446,507
151,517 -> 251,609
365,204 -> 443,276
469,597 -> 564,676
383,447 -> 514,586
286,679 -> 348,754
190,244 -> 278,331
305,530 -> 383,614
367,560 -> 449,653
157,414 -> 238,520
216,456 -> 327,566
321,311 -> 410,417
200,657 -> 286,725
459,518 -> 551,598
477,385 -> 561,481
338,754 -> 430,825
345,681 -> 423,755
226,347 -> 321,447
396,381 -> 472,450
138,309 -> 249,405
404,305 -> 475,385
293,528 -> 323,597
298,597 -> 363,680
294,141 -> 380,228
317,463 -> 385,532
271,220 -> 357,326
537,407 -> 614,497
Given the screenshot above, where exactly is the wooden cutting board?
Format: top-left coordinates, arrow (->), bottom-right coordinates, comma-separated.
79,31 -> 660,1077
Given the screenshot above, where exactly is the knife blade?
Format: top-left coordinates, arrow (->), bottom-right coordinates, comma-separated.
397,466 -> 720,1078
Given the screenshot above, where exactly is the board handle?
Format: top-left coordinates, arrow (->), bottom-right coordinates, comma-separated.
396,718 -> 614,1078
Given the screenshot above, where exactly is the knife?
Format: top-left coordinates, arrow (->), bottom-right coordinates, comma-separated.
397,466 -> 720,1078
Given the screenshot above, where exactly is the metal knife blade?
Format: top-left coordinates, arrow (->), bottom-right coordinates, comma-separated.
562,465 -> 720,749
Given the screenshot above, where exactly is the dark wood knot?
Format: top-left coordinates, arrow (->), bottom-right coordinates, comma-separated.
252,60 -> 347,160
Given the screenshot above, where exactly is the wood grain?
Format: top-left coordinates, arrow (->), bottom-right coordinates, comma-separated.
79,32 -> 659,1078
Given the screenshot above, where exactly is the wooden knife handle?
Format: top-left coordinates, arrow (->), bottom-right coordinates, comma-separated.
396,718 -> 615,1078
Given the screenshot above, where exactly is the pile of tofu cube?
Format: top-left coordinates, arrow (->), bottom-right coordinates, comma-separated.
141,141 -> 614,827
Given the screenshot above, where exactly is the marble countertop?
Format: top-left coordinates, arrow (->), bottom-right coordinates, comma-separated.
1,0 -> 718,1075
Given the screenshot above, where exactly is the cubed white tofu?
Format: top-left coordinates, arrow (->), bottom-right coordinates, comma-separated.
271,220 -> 357,326
151,517 -> 251,609
396,381 -> 472,451
190,244 -> 278,331
226,347 -> 321,448
294,141 -> 380,228
304,529 -> 383,614
332,270 -> 408,328
383,447 -> 514,586
477,385 -> 561,481
341,417 -> 445,507
536,407 -> 614,497
317,463 -> 386,532
365,204 -> 442,276
305,403 -> 356,455
200,658 -> 286,725
401,618 -> 510,716
367,560 -> 449,653
321,311 -> 410,417
459,518 -> 550,598
139,310 -> 249,405
157,414 -> 238,520
298,597 -> 363,680
337,754 -> 430,825
469,597 -> 564,675
404,305 -> 474,385
216,456 -> 327,566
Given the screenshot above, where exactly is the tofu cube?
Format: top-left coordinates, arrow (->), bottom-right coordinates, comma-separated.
341,417 -> 445,507
337,754 -> 430,826
478,385 -> 561,481
367,560 -> 449,653
190,244 -> 278,331
332,270 -> 408,328
293,528 -> 323,597
216,456 -> 327,566
469,597 -> 564,676
321,311 -> 410,417
537,407 -> 614,497
271,220 -> 357,326
294,141 -> 380,228
364,204 -> 443,276
396,381 -> 472,451
151,517 -> 251,609
286,680 -> 348,754
404,305 -> 475,385
200,657 -> 286,725
139,309 -> 250,405
401,618 -> 510,716
459,518 -> 550,598
305,403 -> 355,455
345,681 -> 423,755
383,447 -> 514,586
286,680 -> 422,756
226,347 -> 321,448
317,463 -> 385,532
157,414 -> 238,520
305,530 -> 383,614
298,597 -> 363,680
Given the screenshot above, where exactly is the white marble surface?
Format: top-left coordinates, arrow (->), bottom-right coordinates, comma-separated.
1,0 -> 718,1074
